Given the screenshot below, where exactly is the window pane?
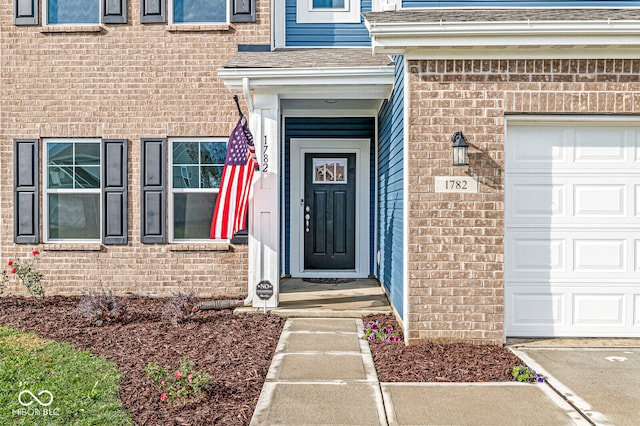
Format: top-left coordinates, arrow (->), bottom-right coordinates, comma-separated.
200,142 -> 226,165
48,142 -> 73,166
48,166 -> 74,189
312,0 -> 345,8
75,166 -> 100,189
173,166 -> 199,189
200,166 -> 223,188
48,0 -> 99,24
173,0 -> 227,23
48,193 -> 100,240
173,193 -> 217,240
173,142 -> 199,165
75,143 -> 100,166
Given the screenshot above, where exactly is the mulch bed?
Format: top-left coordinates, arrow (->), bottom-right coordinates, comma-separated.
0,296 -> 285,425
0,297 -> 523,425
364,314 -> 522,382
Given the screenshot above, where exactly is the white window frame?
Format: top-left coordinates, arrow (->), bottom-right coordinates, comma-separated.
296,0 -> 361,23
43,0 -> 102,25
168,0 -> 230,25
168,137 -> 227,243
43,138 -> 102,243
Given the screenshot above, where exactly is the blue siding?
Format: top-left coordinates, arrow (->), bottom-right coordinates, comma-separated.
284,117 -> 376,274
285,0 -> 372,46
377,56 -> 404,320
403,1 -> 640,7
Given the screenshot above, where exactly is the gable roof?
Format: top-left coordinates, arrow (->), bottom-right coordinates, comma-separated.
364,8 -> 640,58
364,8 -> 640,24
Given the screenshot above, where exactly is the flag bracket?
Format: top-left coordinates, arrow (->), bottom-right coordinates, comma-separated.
233,95 -> 245,120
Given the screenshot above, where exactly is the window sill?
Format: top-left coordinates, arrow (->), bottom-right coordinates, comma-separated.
169,243 -> 231,252
167,24 -> 231,32
40,25 -> 104,33
43,244 -> 104,252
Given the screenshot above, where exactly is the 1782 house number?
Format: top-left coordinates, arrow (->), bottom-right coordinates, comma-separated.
434,176 -> 478,193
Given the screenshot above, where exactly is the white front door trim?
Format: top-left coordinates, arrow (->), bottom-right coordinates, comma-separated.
290,138 -> 370,278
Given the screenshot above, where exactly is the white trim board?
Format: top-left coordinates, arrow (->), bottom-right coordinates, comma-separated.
290,138 -> 370,278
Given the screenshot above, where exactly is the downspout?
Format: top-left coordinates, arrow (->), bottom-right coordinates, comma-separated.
243,77 -> 254,113
243,76 -> 254,306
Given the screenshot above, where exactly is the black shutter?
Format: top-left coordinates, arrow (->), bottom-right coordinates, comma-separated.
141,138 -> 166,243
231,0 -> 255,23
14,139 -> 39,244
102,139 -> 128,244
141,0 -> 166,23
103,0 -> 127,24
14,0 -> 38,25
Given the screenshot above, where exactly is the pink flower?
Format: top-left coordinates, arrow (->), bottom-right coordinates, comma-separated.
191,306 -> 198,313
175,371 -> 183,379
187,374 -> 193,381
10,267 -> 17,274
32,250 -> 39,256
7,260 -> 13,266
160,380 -> 165,386
160,393 -> 167,402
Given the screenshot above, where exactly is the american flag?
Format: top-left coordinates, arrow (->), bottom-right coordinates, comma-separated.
210,117 -> 257,239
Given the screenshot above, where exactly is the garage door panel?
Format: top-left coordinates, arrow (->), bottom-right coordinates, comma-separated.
506,286 -> 640,336
573,294 -> 625,326
506,122 -> 640,337
509,292 -> 564,327
573,127 -> 627,163
507,126 -> 568,169
508,237 -> 566,273
508,181 -> 565,220
574,239 -> 627,273
574,184 -> 626,217
508,176 -> 636,225
508,231 -> 636,280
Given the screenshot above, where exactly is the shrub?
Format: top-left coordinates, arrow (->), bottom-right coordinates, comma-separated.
145,357 -> 211,406
2,250 -> 44,297
77,289 -> 130,327
162,291 -> 200,326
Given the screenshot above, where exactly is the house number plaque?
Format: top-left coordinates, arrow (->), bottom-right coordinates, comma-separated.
434,176 -> 478,193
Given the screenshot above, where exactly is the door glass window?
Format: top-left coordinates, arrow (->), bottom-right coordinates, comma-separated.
313,158 -> 347,184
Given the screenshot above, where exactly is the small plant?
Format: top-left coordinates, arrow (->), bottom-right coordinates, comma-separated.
363,320 -> 402,342
2,250 -> 45,297
162,291 -> 200,326
145,357 -> 211,406
77,289 -> 130,326
512,365 -> 545,383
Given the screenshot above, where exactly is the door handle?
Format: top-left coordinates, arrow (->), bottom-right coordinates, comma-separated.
305,206 -> 310,232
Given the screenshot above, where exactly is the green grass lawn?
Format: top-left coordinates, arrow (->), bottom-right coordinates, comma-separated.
0,326 -> 132,425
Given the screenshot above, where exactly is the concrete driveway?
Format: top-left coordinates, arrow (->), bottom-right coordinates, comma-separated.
512,343 -> 640,426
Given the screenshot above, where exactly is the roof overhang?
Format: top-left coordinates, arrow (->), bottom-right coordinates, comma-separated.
218,66 -> 395,100
365,12 -> 640,59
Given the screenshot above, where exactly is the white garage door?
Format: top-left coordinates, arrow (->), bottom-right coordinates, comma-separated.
506,121 -> 640,337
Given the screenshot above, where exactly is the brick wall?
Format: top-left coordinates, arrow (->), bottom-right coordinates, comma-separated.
407,59 -> 640,344
0,2 -> 270,296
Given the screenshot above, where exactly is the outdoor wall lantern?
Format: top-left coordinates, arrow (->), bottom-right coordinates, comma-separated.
451,131 -> 469,166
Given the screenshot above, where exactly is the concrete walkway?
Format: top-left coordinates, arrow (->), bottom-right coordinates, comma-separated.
250,317 -> 586,425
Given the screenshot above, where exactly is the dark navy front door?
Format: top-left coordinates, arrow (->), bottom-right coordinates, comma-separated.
304,153 -> 356,270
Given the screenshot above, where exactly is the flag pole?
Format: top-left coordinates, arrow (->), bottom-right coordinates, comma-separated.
233,95 -> 245,121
